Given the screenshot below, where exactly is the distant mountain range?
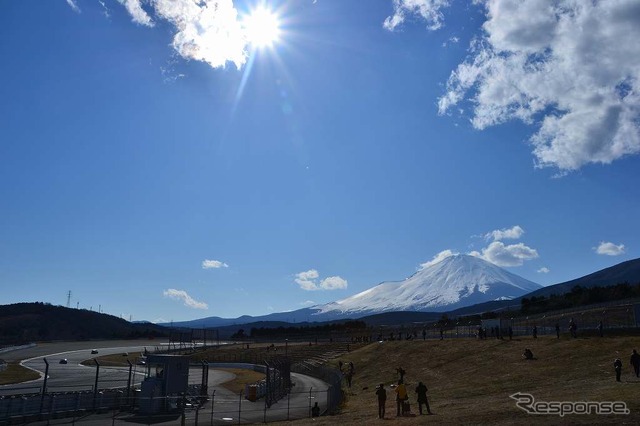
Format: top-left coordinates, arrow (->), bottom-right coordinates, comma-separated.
2,258 -> 639,343
168,255 -> 547,328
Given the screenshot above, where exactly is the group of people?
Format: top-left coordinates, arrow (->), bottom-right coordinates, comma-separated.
375,366 -> 433,419
614,349 -> 640,382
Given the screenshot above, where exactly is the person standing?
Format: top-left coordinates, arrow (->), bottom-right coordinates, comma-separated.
569,318 -> 577,338
532,326 -> 538,339
630,349 -> 640,378
598,321 -> 604,337
555,323 -> 560,339
396,366 -> 406,382
375,383 -> 387,419
394,380 -> 408,416
414,381 -> 432,415
614,358 -> 623,382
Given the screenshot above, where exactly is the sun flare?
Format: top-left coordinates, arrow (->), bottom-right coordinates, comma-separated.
243,7 -> 281,48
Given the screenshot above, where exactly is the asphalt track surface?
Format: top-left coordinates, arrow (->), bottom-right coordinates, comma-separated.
0,341 -> 330,424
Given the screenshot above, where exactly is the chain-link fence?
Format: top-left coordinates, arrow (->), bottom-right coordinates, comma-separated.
0,383 -> 331,425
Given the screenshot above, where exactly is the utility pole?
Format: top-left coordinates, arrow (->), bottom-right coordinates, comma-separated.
66,291 -> 71,308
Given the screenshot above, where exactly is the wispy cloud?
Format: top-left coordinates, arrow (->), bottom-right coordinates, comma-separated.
485,225 -> 524,241
294,269 -> 348,291
66,0 -> 81,13
384,0 -> 451,31
202,259 -> 229,269
99,1 -> 111,19
436,0 -> 640,171
537,267 -> 550,274
594,241 -> 626,256
419,249 -> 459,270
299,300 -> 316,307
163,289 -> 208,309
116,0 -> 154,26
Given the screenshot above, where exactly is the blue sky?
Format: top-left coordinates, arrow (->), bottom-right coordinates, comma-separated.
1,0 -> 639,322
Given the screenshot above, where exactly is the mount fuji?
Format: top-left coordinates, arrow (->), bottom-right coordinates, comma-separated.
167,254 -> 543,328
312,254 -> 542,316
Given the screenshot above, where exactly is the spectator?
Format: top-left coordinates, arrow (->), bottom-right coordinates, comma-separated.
614,358 -> 623,382
630,349 -> 640,378
375,383 -> 387,419
394,380 -> 408,417
414,381 -> 432,415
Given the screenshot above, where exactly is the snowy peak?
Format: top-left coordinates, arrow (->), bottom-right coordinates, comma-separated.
315,254 -> 541,316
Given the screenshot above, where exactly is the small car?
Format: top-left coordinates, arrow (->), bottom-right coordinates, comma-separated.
91,349 -> 99,354
59,359 -> 68,364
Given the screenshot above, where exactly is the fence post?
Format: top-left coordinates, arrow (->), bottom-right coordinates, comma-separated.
287,389 -> 291,420
237,390 -> 243,425
126,360 -> 133,402
210,389 -> 215,426
181,393 -> 186,426
93,360 -> 100,410
40,358 -> 50,414
263,388 -> 268,423
308,387 -> 313,418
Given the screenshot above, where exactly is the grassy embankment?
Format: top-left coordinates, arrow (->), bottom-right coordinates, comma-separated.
272,332 -> 640,426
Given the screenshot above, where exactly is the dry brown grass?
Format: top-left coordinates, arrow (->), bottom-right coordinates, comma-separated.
0,362 -> 41,385
271,334 -> 640,425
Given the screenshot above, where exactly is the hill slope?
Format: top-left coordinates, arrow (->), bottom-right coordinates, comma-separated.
0,303 -> 168,344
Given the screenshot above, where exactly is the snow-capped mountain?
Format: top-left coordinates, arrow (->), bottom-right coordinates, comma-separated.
313,254 -> 542,316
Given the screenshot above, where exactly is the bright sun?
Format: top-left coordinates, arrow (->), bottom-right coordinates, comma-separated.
243,7 -> 281,48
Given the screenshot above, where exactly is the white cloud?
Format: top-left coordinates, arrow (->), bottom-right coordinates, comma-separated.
594,241 -> 626,256
437,0 -> 640,171
295,269 -> 320,291
116,0 -> 154,26
470,241 -> 539,267
299,300 -> 316,307
384,0 -> 451,31
163,289 -> 208,309
66,0 -> 81,13
419,249 -> 459,269
110,0 -> 249,69
295,269 -> 347,291
202,259 -> 229,269
485,225 -> 524,241
319,276 -> 348,290
537,267 -> 550,274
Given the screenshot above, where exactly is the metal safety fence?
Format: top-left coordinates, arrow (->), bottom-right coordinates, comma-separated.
0,386 -> 330,425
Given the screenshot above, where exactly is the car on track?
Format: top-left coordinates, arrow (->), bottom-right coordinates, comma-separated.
91,349 -> 99,354
59,359 -> 68,364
